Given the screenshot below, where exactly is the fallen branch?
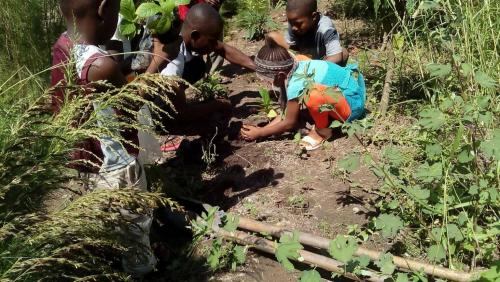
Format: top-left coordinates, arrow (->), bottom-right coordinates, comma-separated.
379,43 -> 395,116
237,217 -> 479,282
216,228 -> 386,282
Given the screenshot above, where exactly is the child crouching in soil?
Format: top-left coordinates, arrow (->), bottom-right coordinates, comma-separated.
240,38 -> 366,151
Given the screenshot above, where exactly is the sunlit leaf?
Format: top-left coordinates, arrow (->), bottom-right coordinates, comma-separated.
447,224 -> 464,242
426,144 -> 442,159
119,19 -> 137,39
318,103 -> 334,113
479,260 -> 500,282
222,213 -> 239,232
427,244 -> 446,262
395,273 -> 410,282
426,63 -> 451,78
480,129 -> 500,160
407,186 -> 430,200
338,154 -> 360,173
136,2 -> 162,18
120,0 -> 136,21
374,214 -> 403,238
300,269 -> 322,282
474,71 -> 497,88
275,231 -> 303,271
460,63 -> 473,76
375,253 -> 395,275
328,235 -> 358,263
267,109 -> 278,118
329,120 -> 342,128
418,108 -> 446,130
414,162 -> 442,183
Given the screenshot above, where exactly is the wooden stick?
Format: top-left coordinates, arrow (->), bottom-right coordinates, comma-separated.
379,43 -> 395,116
237,217 -> 478,282
216,229 -> 386,282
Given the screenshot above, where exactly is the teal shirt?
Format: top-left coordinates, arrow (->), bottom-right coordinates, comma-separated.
286,60 -> 366,121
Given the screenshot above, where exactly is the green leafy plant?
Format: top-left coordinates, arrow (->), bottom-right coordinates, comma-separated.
275,231 -> 304,271
259,88 -> 278,119
194,72 -> 229,102
237,10 -> 279,41
119,0 -> 191,39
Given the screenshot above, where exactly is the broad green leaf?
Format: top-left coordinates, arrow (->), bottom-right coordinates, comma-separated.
426,63 -> 451,78
457,211 -> 468,226
374,214 -> 403,238
119,19 -> 137,39
418,108 -> 446,130
328,235 -> 358,263
427,244 -> 446,262
447,224 -> 464,242
275,231 -> 303,271
154,14 -> 173,34
474,71 -> 497,88
338,154 -> 360,173
232,245 -> 246,269
426,144 -> 442,159
407,186 -> 430,200
375,253 -> 395,275
267,109 -> 278,118
293,132 -> 302,143
120,0 -> 136,21
478,260 -> 500,282
347,255 -> 371,275
208,238 -> 222,270
383,147 -> 405,166
395,273 -> 410,282
393,33 -> 405,51
457,149 -> 474,163
136,2 -> 163,18
160,0 -> 176,13
329,120 -> 342,128
430,227 -> 444,241
460,63 -> 473,76
414,162 -> 442,183
222,213 -> 239,232
300,269 -> 322,282
480,129 -> 500,160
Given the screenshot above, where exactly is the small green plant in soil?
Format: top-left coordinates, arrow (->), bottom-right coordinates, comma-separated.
194,72 -> 229,102
259,88 -> 278,119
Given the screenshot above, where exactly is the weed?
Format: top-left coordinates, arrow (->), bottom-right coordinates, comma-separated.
194,72 -> 229,102
202,128 -> 219,168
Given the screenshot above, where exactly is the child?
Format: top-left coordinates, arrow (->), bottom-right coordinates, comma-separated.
240,38 -> 365,151
268,0 -> 349,66
157,3 -> 255,124
51,0 -> 155,276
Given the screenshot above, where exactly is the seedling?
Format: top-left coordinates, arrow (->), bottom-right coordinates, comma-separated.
259,88 -> 278,119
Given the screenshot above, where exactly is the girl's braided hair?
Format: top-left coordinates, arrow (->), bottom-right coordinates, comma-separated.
255,37 -> 295,80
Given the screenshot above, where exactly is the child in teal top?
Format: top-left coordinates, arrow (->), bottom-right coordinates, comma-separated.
241,38 -> 366,150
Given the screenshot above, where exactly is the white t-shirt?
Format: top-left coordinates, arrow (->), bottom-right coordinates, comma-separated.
160,41 -> 194,77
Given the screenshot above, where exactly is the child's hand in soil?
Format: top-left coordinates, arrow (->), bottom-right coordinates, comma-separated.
241,125 -> 261,141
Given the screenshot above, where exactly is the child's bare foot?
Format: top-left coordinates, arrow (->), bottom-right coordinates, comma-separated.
300,127 -> 332,151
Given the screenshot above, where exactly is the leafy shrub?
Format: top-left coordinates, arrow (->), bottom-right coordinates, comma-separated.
237,10 -> 279,41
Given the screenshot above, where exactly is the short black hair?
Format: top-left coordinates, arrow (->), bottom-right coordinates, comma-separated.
184,3 -> 223,37
286,0 -> 317,15
59,0 -> 99,19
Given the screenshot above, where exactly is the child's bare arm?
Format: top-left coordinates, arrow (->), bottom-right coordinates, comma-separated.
241,100 -> 300,140
266,31 -> 290,49
214,41 -> 256,71
88,57 -> 127,88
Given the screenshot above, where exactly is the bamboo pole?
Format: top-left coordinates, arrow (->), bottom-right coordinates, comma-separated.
237,217 -> 478,282
216,228 -> 386,282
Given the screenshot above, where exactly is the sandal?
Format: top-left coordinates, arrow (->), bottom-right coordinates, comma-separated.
300,135 -> 325,151
160,136 -> 184,152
